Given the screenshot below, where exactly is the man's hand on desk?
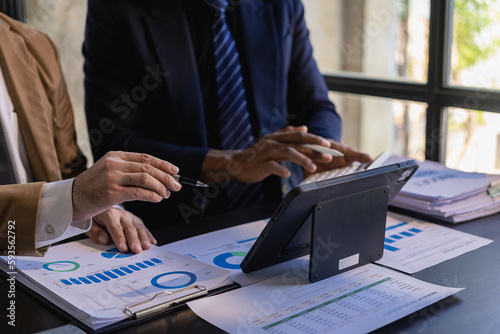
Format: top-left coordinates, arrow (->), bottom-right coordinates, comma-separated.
87,208 -> 156,254
304,140 -> 373,177
72,151 -> 182,221
202,125 -> 334,183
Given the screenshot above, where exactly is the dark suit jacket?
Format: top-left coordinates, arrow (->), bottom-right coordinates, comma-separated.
83,0 -> 341,227
0,13 -> 87,256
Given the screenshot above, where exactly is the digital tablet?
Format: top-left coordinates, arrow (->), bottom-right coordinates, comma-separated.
240,160 -> 418,282
300,151 -> 391,185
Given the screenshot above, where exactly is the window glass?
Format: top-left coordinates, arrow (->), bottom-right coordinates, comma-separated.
331,93 -> 427,160
449,0 -> 500,90
303,0 -> 430,82
446,107 -> 500,173
23,0 -> 91,164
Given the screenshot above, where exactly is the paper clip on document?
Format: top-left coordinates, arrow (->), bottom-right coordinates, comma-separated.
124,285 -> 207,319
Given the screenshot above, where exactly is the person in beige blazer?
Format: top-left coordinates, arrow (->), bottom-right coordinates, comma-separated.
0,12 -> 181,257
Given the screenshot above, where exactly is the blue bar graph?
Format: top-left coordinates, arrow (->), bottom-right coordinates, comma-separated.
385,222 -> 408,231
384,223 -> 423,252
104,271 -> 118,279
384,244 -> 400,252
78,277 -> 92,284
112,269 -> 126,276
60,258 -> 163,286
96,273 -> 110,281
87,275 -> 101,283
120,267 -> 133,274
237,237 -> 258,244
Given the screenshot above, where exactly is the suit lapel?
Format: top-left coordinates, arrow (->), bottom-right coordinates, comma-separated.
146,0 -> 207,147
0,16 -> 61,182
238,0 -> 280,137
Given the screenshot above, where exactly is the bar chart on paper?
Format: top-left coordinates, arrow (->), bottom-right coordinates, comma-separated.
383,222 -> 423,252
56,257 -> 164,286
37,247 -> 176,289
375,213 -> 493,273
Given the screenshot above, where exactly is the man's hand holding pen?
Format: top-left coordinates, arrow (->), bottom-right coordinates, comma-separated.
172,175 -> 208,187
72,151 -> 183,221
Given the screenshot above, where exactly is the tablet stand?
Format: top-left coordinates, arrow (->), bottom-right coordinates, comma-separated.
308,186 -> 389,283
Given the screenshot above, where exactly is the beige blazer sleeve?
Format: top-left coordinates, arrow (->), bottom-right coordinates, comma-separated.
0,13 -> 87,256
0,183 -> 48,256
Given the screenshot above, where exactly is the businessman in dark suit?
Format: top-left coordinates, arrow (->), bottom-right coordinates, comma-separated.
83,0 -> 371,228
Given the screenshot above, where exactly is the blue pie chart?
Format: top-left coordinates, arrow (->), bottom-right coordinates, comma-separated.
213,252 -> 247,269
101,247 -> 133,259
151,271 -> 197,289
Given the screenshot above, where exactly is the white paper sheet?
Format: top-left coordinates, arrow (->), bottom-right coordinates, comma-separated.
2,239 -> 230,330
376,212 -> 493,273
188,263 -> 463,334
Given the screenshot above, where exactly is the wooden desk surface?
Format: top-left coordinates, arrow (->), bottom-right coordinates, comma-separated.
2,205 -> 500,334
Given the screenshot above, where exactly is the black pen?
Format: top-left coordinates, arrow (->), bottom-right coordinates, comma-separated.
172,175 -> 209,187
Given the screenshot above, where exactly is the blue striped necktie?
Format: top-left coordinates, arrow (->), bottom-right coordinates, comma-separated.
205,0 -> 264,209
0,119 -> 16,185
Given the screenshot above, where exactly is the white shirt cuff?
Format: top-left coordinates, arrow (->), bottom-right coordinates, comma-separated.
113,204 -> 125,211
35,179 -> 91,249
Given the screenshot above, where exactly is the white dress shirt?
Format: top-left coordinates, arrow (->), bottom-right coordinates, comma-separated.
0,64 -> 91,249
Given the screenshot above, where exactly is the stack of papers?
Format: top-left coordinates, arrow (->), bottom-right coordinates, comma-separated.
387,157 -> 500,223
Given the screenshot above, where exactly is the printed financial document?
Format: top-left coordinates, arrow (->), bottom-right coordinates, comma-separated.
188,263 -> 462,334
376,212 -> 493,273
3,239 -> 230,330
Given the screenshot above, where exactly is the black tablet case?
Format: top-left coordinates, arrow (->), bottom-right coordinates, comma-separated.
240,160 -> 418,282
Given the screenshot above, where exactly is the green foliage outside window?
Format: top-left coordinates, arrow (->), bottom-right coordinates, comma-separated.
453,0 -> 500,75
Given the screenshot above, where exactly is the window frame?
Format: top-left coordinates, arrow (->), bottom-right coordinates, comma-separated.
0,0 -> 24,20
322,0 -> 500,162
